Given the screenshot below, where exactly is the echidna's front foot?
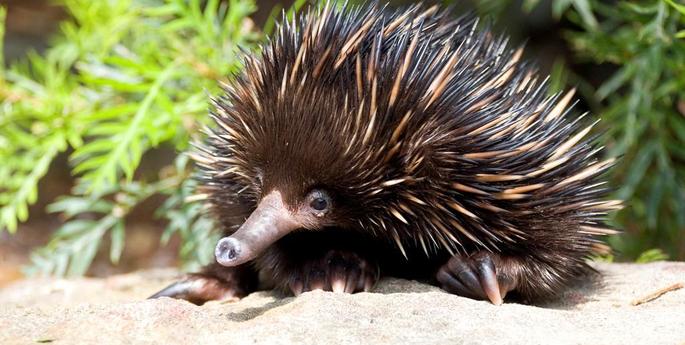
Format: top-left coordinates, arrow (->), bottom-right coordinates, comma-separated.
149,263 -> 258,305
288,250 -> 379,295
437,252 -> 518,305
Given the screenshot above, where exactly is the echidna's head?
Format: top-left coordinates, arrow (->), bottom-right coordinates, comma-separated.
200,72 -> 400,267
203,92 -> 375,267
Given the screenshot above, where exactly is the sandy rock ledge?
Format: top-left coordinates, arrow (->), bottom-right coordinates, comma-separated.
1,262 -> 684,345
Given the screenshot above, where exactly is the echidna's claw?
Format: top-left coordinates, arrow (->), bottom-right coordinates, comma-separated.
473,253 -> 503,305
148,263 -> 258,305
287,250 -> 379,295
307,267 -> 328,291
437,252 -> 514,305
150,280 -> 197,300
289,277 -> 305,296
148,276 -> 242,305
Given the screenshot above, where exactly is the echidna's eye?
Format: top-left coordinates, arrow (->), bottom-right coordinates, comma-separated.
306,189 -> 331,215
310,197 -> 328,211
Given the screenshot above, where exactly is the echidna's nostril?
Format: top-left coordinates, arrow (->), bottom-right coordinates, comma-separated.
215,237 -> 241,266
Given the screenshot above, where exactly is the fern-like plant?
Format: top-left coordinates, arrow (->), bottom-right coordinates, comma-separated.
1,0 -> 260,275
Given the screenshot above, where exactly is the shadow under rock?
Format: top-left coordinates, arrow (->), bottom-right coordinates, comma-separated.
224,298 -> 295,322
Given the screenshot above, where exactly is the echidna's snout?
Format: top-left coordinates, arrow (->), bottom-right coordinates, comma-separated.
214,237 -> 242,264
215,190 -> 299,266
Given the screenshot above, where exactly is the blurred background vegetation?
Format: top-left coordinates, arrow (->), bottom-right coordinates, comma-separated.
0,0 -> 683,283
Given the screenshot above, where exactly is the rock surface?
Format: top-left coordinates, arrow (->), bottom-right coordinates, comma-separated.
1,262 -> 684,345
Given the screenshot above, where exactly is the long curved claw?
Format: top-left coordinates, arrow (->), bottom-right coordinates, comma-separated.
474,254 -> 503,305
289,277 -> 305,296
437,252 -> 513,305
149,280 -> 198,300
149,275 -> 244,305
307,267 -> 328,291
286,250 -> 379,296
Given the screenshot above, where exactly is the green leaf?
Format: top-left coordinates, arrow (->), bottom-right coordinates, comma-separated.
636,248 -> 669,263
596,64 -> 635,101
618,142 -> 655,201
623,2 -> 659,15
522,0 -> 542,13
548,59 -> 569,94
110,221 -> 125,264
0,137 -> 64,233
571,0 -> 599,30
645,170 -> 664,229
52,220 -> 96,240
552,0 -> 573,19
75,64 -> 177,192
67,239 -> 99,277
664,0 -> 685,15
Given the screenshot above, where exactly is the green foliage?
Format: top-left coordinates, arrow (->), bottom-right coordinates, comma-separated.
561,1 -> 685,259
635,248 -> 669,263
1,0 -> 260,275
157,156 -> 219,272
30,175 -> 172,276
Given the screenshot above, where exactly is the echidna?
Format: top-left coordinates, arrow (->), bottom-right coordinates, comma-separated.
151,2 -> 621,305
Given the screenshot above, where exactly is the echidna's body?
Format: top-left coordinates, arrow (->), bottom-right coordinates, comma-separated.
152,3 -> 620,305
